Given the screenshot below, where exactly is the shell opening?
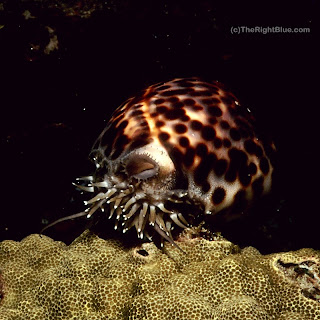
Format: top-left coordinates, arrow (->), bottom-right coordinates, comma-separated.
125,154 -> 158,180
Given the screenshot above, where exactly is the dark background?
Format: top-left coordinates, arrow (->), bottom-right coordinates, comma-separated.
0,0 -> 318,253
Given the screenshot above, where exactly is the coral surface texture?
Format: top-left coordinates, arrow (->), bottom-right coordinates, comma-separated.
0,230 -> 319,320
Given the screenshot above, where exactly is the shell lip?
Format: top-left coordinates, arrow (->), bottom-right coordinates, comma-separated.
124,153 -> 159,181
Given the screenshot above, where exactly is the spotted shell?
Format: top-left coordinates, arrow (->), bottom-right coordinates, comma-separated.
73,78 -> 275,246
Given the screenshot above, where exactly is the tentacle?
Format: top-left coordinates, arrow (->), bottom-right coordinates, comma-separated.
153,222 -> 185,254
178,213 -> 189,226
141,202 -> 148,217
169,212 -> 188,229
157,203 -> 173,214
40,210 -> 89,234
165,220 -> 173,239
86,199 -> 106,218
119,187 -> 134,196
108,192 -> 128,203
72,176 -> 95,192
136,203 -> 149,234
85,192 -> 108,205
72,183 -> 94,193
115,207 -> 122,220
155,214 -> 167,232
108,205 -> 116,219
123,203 -> 140,220
149,205 -> 156,226
113,197 -> 123,210
123,196 -> 137,212
167,197 -> 183,203
168,189 -> 188,198
76,176 -> 94,182
92,181 -> 109,188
